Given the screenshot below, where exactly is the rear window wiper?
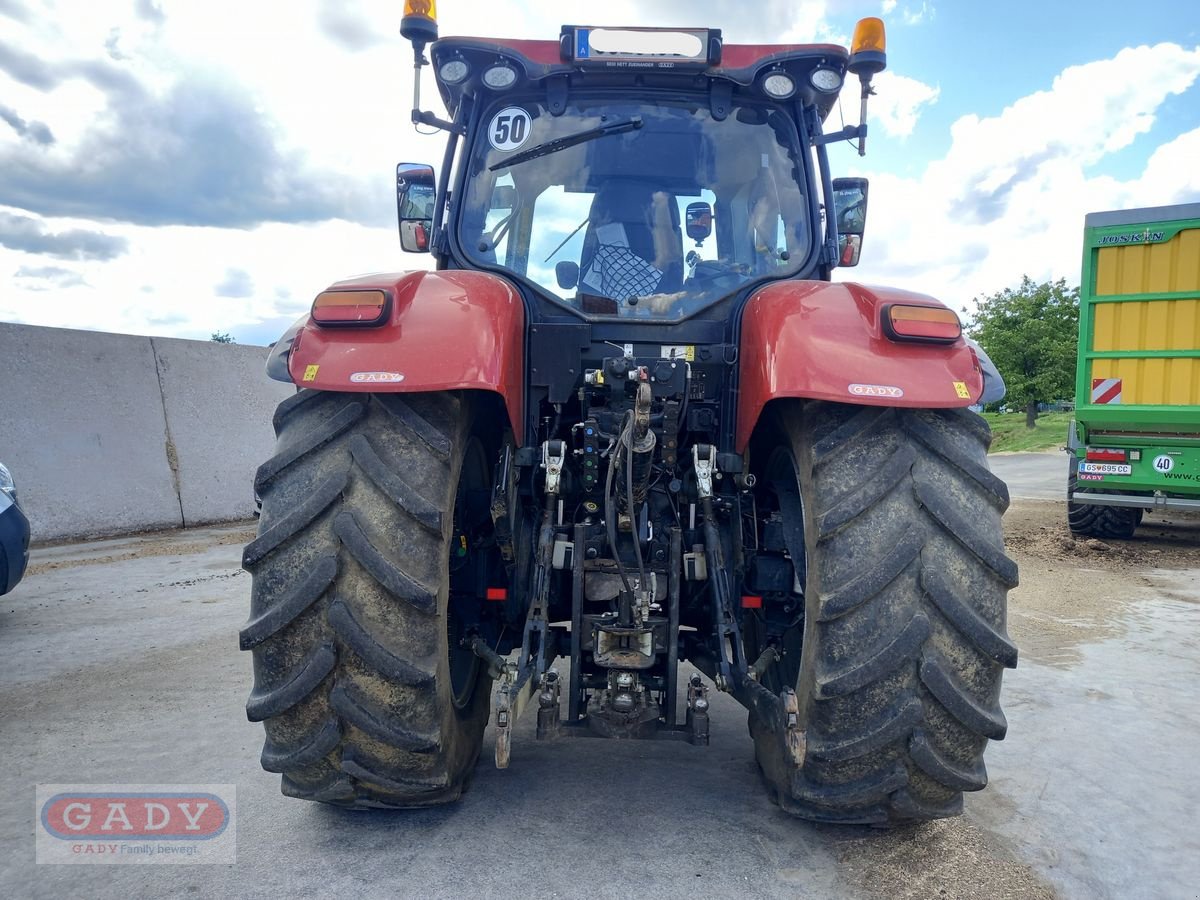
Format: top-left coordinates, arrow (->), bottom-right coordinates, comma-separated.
489,116 -> 643,172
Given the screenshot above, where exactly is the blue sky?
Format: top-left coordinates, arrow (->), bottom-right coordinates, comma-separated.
872,1 -> 1200,178
0,0 -> 1198,345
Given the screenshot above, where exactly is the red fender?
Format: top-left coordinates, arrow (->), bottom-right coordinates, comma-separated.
288,271 -> 525,443
736,281 -> 983,451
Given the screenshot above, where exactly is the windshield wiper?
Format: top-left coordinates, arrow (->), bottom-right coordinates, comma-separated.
489,116 -> 643,172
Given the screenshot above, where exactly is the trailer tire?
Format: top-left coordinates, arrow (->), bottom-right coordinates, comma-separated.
241,389 -> 494,808
749,402 -> 1018,825
1066,457 -> 1142,539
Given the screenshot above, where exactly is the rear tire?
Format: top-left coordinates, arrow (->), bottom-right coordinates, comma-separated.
750,402 -> 1018,825
241,390 -> 493,808
1066,457 -> 1142,539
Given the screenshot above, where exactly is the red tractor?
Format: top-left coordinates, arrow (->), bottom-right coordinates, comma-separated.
243,7 -> 1017,826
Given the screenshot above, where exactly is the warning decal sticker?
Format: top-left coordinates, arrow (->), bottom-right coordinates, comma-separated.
1091,377 -> 1122,404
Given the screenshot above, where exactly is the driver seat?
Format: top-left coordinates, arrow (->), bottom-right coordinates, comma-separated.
579,181 -> 683,303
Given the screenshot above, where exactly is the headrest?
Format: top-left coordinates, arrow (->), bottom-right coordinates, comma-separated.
589,181 -> 658,225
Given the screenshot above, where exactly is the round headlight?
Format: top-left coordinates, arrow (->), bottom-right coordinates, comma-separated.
810,67 -> 842,92
482,64 -> 518,90
761,72 -> 797,100
438,59 -> 470,85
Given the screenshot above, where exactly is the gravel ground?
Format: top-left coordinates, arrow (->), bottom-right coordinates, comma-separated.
2,480 -> 1198,898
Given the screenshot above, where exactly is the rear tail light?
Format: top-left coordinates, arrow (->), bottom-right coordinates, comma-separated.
883,304 -> 961,342
311,290 -> 389,326
1086,447 -> 1128,462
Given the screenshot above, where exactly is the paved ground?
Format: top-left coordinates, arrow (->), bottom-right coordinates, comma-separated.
988,451 -> 1066,502
2,455 -> 1198,899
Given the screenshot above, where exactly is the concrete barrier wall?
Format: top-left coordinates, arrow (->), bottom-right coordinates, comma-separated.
0,322 -> 294,541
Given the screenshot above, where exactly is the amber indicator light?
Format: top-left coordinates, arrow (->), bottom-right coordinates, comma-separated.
311,290 -> 389,326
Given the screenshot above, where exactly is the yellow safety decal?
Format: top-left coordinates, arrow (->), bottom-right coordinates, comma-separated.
953,381 -> 971,399
303,364 -> 320,382
660,345 -> 695,362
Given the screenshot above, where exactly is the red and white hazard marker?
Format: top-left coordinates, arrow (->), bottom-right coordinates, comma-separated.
1091,377 -> 1122,404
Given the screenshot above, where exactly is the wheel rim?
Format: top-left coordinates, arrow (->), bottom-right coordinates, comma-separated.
447,437 -> 489,710
750,446 -> 808,694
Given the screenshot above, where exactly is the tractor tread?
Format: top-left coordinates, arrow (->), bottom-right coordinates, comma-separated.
375,394 -> 454,460
349,433 -> 443,533
818,529 -> 923,621
326,597 -> 436,685
239,555 -> 337,649
815,613 -> 930,699
920,650 -> 1009,740
791,761 -> 908,808
904,410 -> 1010,510
909,727 -> 988,792
245,639 -> 336,722
271,388 -> 324,436
243,470 -> 347,567
333,511 -> 437,614
806,698 -> 923,763
244,390 -> 492,810
330,680 -> 439,752
922,567 -> 1019,667
914,479 -> 1020,587
752,402 -> 1016,826
816,445 -> 916,537
254,399 -> 365,494
341,749 -> 450,793
260,718 -> 342,773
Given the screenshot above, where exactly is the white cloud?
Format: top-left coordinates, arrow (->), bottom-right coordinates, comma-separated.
870,72 -> 940,138
901,2 -> 933,26
843,42 -> 1200,312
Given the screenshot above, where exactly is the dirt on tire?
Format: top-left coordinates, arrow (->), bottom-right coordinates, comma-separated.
242,389 -> 493,808
749,403 -> 1017,826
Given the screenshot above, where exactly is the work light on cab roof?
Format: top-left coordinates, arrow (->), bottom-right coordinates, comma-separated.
399,3 -> 887,155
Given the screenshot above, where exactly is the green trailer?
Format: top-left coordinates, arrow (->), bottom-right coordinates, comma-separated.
1068,202 -> 1200,538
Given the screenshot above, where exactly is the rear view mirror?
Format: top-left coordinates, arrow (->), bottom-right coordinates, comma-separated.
491,185 -> 517,210
685,201 -> 712,245
832,177 -> 868,267
397,162 -> 436,253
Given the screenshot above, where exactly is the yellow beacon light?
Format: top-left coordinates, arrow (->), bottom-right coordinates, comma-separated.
849,17 -> 887,76
851,17 -> 885,55
402,0 -> 438,46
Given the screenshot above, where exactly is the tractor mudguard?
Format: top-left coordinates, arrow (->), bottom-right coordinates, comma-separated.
736,281 -> 983,450
284,270 -> 525,442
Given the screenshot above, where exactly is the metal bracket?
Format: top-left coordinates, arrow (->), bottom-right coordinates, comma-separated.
781,687 -> 806,768
709,79 -> 733,121
685,675 -> 710,745
543,440 -> 566,495
537,670 -> 562,739
493,662 -> 539,769
693,444 -> 716,499
811,122 -> 865,148
494,667 -> 514,768
750,645 -> 780,682
545,75 -> 569,116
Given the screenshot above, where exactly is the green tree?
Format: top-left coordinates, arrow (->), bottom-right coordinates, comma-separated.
210,331 -> 235,343
968,276 -> 1079,429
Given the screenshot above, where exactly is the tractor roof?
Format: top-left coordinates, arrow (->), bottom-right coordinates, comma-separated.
430,34 -> 852,121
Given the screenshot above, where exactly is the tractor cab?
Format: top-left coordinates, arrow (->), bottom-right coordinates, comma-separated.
397,16 -> 886,324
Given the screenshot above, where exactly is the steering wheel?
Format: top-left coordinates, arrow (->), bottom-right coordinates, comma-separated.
687,257 -> 746,283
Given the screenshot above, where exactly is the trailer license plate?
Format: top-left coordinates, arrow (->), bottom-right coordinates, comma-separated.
1079,462 -> 1132,475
